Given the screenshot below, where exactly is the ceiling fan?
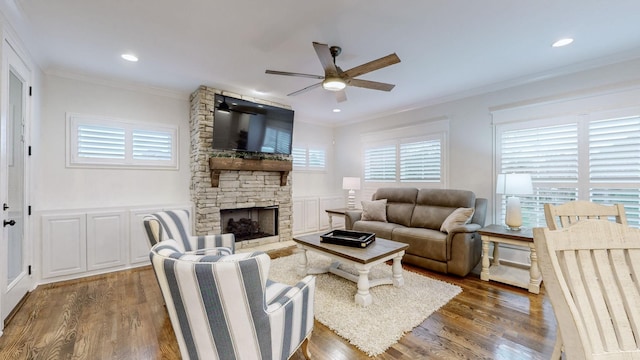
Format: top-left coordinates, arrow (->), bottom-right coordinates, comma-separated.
265,42 -> 401,102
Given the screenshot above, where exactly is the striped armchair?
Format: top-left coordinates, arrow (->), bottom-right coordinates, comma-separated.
143,209 -> 235,253
150,240 -> 315,360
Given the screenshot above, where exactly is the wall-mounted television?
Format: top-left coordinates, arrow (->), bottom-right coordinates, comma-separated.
212,94 -> 294,155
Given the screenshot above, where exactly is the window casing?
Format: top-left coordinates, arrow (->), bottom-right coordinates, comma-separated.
67,113 -> 178,169
496,110 -> 640,228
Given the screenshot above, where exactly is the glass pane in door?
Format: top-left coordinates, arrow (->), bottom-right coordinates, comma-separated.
7,71 -> 24,284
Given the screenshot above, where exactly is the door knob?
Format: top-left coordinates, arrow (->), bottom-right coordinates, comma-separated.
3,219 -> 15,227
2,203 -> 8,211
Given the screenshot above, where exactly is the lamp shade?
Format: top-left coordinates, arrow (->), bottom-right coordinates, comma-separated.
342,177 -> 361,190
496,173 -> 533,195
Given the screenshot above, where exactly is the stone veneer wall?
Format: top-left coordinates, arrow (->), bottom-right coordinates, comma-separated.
189,86 -> 293,247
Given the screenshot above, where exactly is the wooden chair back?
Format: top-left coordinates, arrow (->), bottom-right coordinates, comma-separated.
533,220 -> 640,360
544,201 -> 627,230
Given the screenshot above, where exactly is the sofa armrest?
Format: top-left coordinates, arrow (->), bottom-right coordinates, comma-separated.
447,223 -> 481,234
344,210 -> 363,230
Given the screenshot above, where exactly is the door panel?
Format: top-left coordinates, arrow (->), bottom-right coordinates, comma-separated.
1,43 -> 31,324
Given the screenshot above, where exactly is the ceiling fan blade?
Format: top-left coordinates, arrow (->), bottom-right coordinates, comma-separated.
335,90 -> 347,103
265,70 -> 324,80
343,53 -> 400,79
348,78 -> 396,91
287,82 -> 322,96
312,42 -> 338,76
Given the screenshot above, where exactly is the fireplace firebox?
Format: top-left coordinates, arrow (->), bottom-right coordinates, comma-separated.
220,206 -> 279,242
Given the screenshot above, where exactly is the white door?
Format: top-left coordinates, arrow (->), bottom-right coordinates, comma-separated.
1,42 -> 31,325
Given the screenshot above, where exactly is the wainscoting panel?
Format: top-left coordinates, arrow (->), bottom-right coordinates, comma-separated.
39,204 -> 192,284
41,213 -> 87,279
86,211 -> 127,271
293,195 -> 344,235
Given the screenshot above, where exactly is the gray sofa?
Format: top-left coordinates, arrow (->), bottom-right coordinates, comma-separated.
345,187 -> 487,276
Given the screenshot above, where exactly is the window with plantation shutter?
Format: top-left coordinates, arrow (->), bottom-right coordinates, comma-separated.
67,113 -> 178,169
400,139 -> 441,182
361,120 -> 448,189
292,146 -> 326,171
498,122 -> 579,227
588,115 -> 640,226
364,144 -> 396,182
496,111 -> 640,228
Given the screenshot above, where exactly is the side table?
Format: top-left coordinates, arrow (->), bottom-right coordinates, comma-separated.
477,224 -> 542,294
325,208 -> 357,230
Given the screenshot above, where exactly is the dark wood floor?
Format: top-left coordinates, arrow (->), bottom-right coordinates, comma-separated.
0,246 -> 558,359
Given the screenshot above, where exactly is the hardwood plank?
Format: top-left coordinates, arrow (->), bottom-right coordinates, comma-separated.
0,248 -> 558,359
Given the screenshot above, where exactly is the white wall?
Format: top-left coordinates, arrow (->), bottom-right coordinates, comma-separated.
35,74 -> 192,210
333,58 -> 640,225
291,119 -> 340,198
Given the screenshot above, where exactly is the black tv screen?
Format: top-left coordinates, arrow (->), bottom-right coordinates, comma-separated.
212,94 -> 294,155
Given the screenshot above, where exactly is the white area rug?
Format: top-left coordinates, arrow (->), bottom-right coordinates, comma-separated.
268,252 -> 462,356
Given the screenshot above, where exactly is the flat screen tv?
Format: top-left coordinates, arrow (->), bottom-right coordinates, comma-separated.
212,94 -> 294,155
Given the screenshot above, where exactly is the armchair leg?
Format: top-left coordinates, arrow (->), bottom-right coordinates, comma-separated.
301,337 -> 311,360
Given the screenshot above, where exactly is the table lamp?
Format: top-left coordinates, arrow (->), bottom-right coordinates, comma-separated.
496,173 -> 533,230
342,177 -> 361,209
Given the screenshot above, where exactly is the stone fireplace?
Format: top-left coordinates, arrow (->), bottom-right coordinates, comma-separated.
189,86 -> 293,248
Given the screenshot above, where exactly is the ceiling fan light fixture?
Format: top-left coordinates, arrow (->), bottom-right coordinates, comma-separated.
322,77 -> 346,91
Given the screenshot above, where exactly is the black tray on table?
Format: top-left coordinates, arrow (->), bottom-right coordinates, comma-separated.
320,230 -> 376,248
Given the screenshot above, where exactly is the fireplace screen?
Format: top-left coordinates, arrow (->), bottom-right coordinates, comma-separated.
220,206 -> 278,242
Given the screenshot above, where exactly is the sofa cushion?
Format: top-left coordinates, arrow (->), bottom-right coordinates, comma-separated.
410,189 -> 476,229
440,207 -> 475,233
361,199 -> 387,222
391,227 -> 448,262
373,188 -> 418,227
353,221 -> 404,240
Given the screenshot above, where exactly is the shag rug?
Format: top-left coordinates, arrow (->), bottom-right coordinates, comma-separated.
268,251 -> 462,356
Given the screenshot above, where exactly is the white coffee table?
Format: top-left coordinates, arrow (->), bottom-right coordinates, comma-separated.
293,232 -> 409,306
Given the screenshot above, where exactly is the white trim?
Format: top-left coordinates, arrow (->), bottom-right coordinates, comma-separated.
490,81 -> 640,125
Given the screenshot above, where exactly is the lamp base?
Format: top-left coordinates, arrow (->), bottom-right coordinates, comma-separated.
505,196 -> 523,231
347,189 -> 356,209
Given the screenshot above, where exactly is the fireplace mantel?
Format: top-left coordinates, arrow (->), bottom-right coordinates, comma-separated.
209,157 -> 293,187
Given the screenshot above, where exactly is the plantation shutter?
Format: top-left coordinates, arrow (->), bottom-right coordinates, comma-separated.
132,129 -> 173,161
364,145 -> 396,182
500,123 -> 579,226
589,116 -> 640,225
292,147 -> 306,167
308,149 -> 325,168
77,124 -> 126,159
400,140 -> 441,182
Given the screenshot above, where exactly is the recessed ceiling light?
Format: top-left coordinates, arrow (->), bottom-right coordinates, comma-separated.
121,53 -> 138,62
332,108 -> 341,113
552,38 -> 574,47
